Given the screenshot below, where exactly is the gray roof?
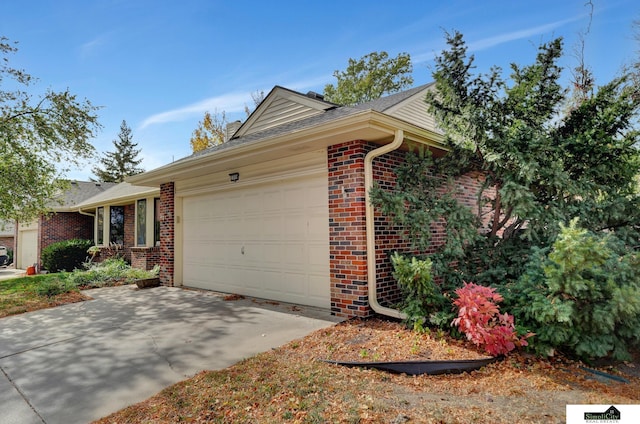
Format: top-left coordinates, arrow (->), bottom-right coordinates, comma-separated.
183,104 -> 363,162
75,182 -> 159,209
53,181 -> 118,210
154,83 -> 437,169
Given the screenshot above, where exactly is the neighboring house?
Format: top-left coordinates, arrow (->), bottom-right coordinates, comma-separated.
0,220 -> 15,254
75,182 -> 160,269
127,84 -> 486,318
15,181 -> 117,270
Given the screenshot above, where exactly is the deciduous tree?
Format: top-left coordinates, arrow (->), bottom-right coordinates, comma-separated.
189,110 -> 227,153
0,36 -> 100,222
323,51 -> 413,106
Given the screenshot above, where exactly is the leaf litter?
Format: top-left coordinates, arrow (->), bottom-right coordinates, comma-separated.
94,318 -> 640,423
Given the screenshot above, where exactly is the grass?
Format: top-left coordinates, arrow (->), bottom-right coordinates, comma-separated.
0,273 -> 86,318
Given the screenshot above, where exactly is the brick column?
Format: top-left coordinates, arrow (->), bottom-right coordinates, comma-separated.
159,182 -> 175,285
328,141 -> 371,318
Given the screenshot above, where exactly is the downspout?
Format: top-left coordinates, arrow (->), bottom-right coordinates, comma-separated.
364,129 -> 407,320
78,209 -> 95,217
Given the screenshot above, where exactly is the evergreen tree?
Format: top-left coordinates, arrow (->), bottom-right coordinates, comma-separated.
372,30 -> 640,286
93,120 -> 144,182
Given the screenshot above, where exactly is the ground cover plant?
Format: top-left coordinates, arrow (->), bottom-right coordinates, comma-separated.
67,257 -> 159,289
0,258 -> 158,317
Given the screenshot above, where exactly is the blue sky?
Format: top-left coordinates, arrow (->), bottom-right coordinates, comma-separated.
2,0 -> 638,180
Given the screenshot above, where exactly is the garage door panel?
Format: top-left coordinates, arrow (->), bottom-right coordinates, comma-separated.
182,172 -> 330,308
307,213 -> 330,239
282,244 -> 305,268
308,274 -> 329,298
284,215 -> 307,239
262,189 -> 283,211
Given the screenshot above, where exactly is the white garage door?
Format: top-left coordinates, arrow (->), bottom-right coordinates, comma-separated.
18,229 -> 38,269
182,173 -> 330,308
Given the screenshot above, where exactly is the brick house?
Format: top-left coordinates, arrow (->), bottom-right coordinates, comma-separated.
15,181 -> 116,270
0,220 -> 15,256
75,182 -> 161,270
127,85 -> 487,319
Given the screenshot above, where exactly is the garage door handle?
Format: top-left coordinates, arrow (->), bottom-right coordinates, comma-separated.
241,246 -> 245,255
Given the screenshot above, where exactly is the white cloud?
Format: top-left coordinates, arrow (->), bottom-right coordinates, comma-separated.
412,16 -> 583,65
79,33 -> 112,57
139,92 -> 252,129
138,75 -> 333,130
467,17 -> 581,52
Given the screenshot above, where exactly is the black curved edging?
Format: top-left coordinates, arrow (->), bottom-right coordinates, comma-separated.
324,357 -> 498,376
579,366 -> 630,384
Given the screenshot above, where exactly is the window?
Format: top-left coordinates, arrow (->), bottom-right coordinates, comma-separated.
137,199 -> 147,246
110,206 -> 125,245
97,207 -> 104,245
154,198 -> 160,246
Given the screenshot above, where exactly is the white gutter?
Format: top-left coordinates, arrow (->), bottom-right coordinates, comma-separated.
78,209 -> 95,217
364,129 -> 407,320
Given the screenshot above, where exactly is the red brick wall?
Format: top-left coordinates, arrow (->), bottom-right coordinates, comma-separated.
39,212 -> 94,267
328,141 -> 370,317
328,141 -> 490,318
159,182 -> 175,286
371,148 -> 414,309
131,247 -> 161,270
0,237 -> 14,251
122,204 -> 135,263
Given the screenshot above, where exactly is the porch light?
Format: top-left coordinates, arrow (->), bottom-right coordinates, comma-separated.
229,172 -> 240,182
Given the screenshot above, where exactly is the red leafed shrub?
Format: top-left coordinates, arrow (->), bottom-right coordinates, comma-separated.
452,282 -> 531,356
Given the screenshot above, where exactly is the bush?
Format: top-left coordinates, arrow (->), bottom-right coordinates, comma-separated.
41,239 -> 93,272
391,252 -> 450,330
505,219 -> 640,360
67,258 -> 159,288
452,282 -> 531,356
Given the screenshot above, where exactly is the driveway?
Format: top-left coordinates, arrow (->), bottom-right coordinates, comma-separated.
0,267 -> 24,281
0,285 -> 342,424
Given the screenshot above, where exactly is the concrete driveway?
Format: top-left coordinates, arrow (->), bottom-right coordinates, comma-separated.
0,267 -> 24,281
0,285 -> 341,424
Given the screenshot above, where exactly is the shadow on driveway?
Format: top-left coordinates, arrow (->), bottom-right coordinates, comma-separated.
0,285 -> 341,424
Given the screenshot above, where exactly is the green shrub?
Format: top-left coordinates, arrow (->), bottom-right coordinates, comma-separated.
67,258 -> 159,288
505,219 -> 640,360
391,252 -> 450,330
41,239 -> 93,272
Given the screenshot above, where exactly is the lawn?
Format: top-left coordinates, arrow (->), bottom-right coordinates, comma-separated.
94,318 -> 640,424
0,273 -> 88,318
